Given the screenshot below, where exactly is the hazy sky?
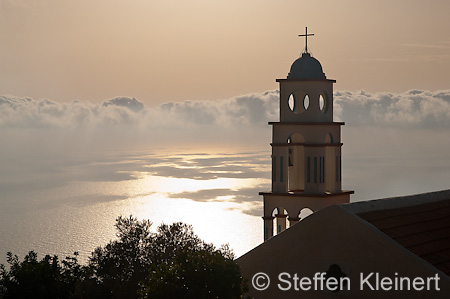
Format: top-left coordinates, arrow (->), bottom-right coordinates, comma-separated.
1,0 -> 450,104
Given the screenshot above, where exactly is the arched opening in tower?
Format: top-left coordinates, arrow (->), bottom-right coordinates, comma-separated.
272,207 -> 289,236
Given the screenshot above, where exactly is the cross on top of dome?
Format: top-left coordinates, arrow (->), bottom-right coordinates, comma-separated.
286,27 -> 326,79
298,27 -> 315,54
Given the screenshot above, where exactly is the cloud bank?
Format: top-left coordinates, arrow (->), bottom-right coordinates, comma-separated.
2,89 -> 450,131
334,89 -> 450,128
1,89 -> 450,154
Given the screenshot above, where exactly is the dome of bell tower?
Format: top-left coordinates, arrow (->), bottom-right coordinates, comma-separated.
287,52 -> 326,79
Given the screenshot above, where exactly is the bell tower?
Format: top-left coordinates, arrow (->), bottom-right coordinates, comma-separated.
260,28 -> 353,241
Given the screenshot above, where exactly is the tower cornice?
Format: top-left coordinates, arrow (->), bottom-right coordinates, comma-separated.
271,143 -> 343,147
276,78 -> 336,83
268,121 -> 345,125
259,190 -> 354,197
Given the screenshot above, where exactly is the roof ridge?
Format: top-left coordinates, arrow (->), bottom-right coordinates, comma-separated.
341,189 -> 450,214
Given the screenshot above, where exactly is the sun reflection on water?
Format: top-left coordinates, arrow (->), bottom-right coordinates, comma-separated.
0,149 -> 270,264
112,150 -> 270,257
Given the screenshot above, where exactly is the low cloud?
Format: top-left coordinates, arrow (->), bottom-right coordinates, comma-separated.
334,89 -> 450,128
158,90 -> 279,127
0,92 -> 278,146
102,97 -> 144,112
1,89 -> 450,158
1,89 -> 450,132
0,95 -> 145,128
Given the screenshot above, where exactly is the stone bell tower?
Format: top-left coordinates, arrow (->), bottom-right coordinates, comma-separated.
260,28 -> 353,241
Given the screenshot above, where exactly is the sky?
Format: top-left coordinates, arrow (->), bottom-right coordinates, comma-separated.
0,0 -> 450,104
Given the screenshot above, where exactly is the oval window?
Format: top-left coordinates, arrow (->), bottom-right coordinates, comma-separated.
288,93 -> 295,112
303,95 -> 310,110
319,94 -> 325,111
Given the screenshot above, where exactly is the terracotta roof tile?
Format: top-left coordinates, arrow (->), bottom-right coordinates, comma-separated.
357,199 -> 450,275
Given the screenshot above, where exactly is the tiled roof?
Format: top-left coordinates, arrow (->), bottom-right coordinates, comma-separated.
357,199 -> 450,275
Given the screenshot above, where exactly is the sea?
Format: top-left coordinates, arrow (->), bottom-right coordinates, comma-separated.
1,131 -> 450,265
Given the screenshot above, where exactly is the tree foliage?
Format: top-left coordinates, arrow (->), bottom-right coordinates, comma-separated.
0,216 -> 247,299
0,251 -> 81,299
141,247 -> 245,299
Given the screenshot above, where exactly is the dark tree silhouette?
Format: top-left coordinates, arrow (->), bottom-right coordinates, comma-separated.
0,251 -> 81,299
0,216 -> 247,299
140,246 -> 246,299
83,216 -> 155,298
